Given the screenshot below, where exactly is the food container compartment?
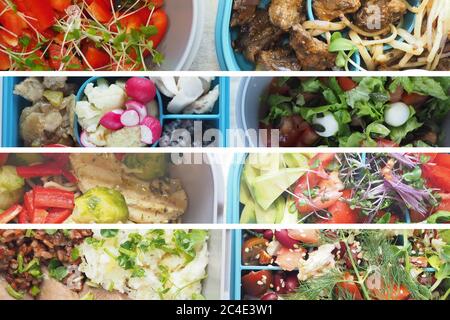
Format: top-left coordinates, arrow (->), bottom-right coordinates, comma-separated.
215,0 -> 360,71
231,229 -> 436,300
227,153 -> 413,224
150,0 -> 205,70
235,77 -> 450,147
2,77 -> 230,147
204,229 -> 230,299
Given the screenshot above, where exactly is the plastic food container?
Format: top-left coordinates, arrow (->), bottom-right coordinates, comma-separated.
203,229 -> 230,299
235,77 -> 450,147
215,0 -> 360,71
230,229 -> 435,300
227,153 -> 412,224
2,77 -> 230,148
151,0 -> 205,70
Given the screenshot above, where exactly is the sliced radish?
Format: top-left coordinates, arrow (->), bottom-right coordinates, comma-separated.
140,116 -> 162,144
120,109 -> 140,127
125,100 -> 148,123
125,77 -> 156,104
80,131 -> 97,148
99,110 -> 124,130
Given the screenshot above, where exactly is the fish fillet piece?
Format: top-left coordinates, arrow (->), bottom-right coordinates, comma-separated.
69,154 -> 188,223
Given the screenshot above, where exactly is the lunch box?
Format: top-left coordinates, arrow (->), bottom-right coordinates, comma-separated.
235,77 -> 450,147
227,152 -> 413,225
215,0 -> 360,71
230,229 -> 436,300
1,77 -> 230,148
153,0 -> 205,70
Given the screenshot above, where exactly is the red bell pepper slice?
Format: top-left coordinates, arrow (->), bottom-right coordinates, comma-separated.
33,186 -> 75,209
16,162 -> 63,178
18,208 -> 29,224
0,204 -> 23,224
24,190 -> 34,215
45,208 -> 72,223
32,209 -> 48,223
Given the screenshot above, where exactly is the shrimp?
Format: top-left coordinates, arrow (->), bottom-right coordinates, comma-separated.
294,171 -> 344,214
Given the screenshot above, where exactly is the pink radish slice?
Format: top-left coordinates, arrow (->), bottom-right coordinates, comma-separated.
125,100 -> 148,123
100,110 -> 124,130
80,131 -> 97,148
125,77 -> 156,104
120,109 -> 140,127
140,116 -> 162,144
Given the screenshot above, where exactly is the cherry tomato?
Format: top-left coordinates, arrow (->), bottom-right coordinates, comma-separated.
335,272 -> 363,300
242,237 -> 269,266
148,9 -> 168,48
241,271 -> 272,297
337,77 -> 357,91
423,164 -> 450,193
83,45 -> 110,69
434,154 -> 450,169
372,285 -> 410,300
401,92 -> 429,107
323,190 -> 360,224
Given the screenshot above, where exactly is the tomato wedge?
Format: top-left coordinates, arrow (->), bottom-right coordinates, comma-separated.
14,0 -> 56,32
83,45 -> 110,69
88,0 -> 113,23
324,190 -> 360,223
422,164 -> 450,193
49,0 -> 72,12
335,272 -> 363,300
434,154 -> 450,169
241,271 -> 272,297
0,51 -> 10,70
337,77 -> 357,91
372,285 -> 410,300
148,9 -> 168,48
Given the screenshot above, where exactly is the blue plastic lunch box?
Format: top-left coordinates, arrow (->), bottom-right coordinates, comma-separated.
2,77 -> 230,147
231,228 -> 436,300
216,0 -> 418,71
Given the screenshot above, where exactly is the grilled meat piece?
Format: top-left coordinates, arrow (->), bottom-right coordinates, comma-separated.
69,154 -> 188,223
231,0 -> 259,27
313,0 -> 361,21
290,24 -> 336,70
269,0 -> 303,31
355,0 -> 407,32
235,10 -> 284,63
256,48 -> 302,71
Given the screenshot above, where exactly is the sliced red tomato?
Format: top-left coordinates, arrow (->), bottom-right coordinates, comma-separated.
0,154 -> 8,166
372,285 -> 410,300
241,271 -> 272,297
376,139 -> 399,147
14,0 -> 56,32
83,45 -> 110,69
422,164 -> 450,193
45,208 -> 72,223
49,0 -> 72,12
337,77 -> 357,91
0,204 -> 23,223
148,9 -> 168,48
88,0 -> 113,23
0,29 -> 18,48
149,0 -> 164,8
242,237 -> 270,265
0,51 -> 10,70
47,44 -> 83,70
336,272 -> 363,300
0,9 -> 28,36
402,92 -> 429,107
324,190 -> 360,224
434,154 -> 450,169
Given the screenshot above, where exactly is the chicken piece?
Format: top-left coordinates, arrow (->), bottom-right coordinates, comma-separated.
184,85 -> 220,114
235,10 -> 284,63
43,112 -> 63,132
297,244 -> 336,281
256,48 -> 302,71
355,0 -> 407,32
19,111 -> 46,147
269,0 -> 303,31
290,24 -> 336,70
313,0 -> 361,21
43,77 -> 67,90
14,77 -> 44,102
231,0 -> 258,27
69,154 -> 188,223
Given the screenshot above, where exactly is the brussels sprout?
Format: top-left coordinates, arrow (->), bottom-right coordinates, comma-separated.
0,166 -> 25,210
123,154 -> 168,181
73,187 -> 129,223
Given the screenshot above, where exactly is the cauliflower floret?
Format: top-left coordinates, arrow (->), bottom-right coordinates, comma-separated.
297,244 -> 336,281
87,126 -> 110,147
75,100 -> 102,132
84,80 -> 127,112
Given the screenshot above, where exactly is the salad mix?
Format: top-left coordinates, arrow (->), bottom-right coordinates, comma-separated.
240,153 -> 450,224
260,77 -> 450,147
240,229 -> 450,300
0,0 -> 168,71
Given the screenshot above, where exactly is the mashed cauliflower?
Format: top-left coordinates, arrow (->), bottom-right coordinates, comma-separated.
78,229 -> 209,300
